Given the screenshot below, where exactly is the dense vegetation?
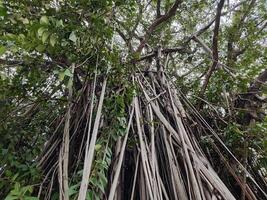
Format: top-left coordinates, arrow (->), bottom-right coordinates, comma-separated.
0,0 -> 266,199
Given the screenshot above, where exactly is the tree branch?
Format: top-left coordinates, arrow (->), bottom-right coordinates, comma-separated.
186,1 -> 245,47
133,46 -> 191,62
135,0 -> 182,53
156,0 -> 161,18
116,27 -> 133,52
199,0 -> 225,99
192,36 -> 235,76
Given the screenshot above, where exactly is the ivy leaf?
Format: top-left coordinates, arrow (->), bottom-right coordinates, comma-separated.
69,31 -> 77,43
40,16 -> 49,25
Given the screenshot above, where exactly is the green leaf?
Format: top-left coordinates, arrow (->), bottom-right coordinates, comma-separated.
19,17 -> 29,24
67,78 -> 73,89
4,195 -> 17,200
0,45 -> 6,55
14,182 -> 20,193
64,69 -> 73,77
86,191 -> 94,200
69,31 -> 77,43
56,19 -> 64,27
24,197 -> 39,200
89,177 -> 98,187
35,44 -> 46,52
68,184 -> 79,196
9,17 -> 17,24
11,173 -> 19,181
18,34 -> 25,39
50,34 -> 57,47
95,144 -> 102,151
59,71 -> 65,81
10,189 -> 20,196
42,31 -> 50,43
97,181 -> 105,193
53,70 -> 59,74
0,5 -> 7,17
99,172 -> 107,186
37,27 -> 46,37
40,16 -> 49,25
94,194 -> 100,200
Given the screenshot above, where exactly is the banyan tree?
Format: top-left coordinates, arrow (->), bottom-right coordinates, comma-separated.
0,0 -> 266,200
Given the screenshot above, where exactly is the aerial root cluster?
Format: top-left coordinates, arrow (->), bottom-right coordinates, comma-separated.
37,70 -> 264,200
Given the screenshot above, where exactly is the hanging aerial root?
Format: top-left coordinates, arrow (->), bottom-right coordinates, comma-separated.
132,73 -> 236,200
36,68 -> 266,200
78,76 -> 108,200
